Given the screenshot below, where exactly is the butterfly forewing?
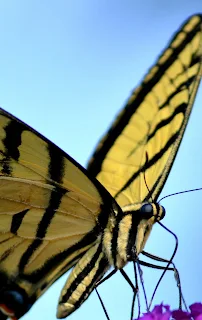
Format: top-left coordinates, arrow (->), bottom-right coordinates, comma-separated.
87,14 -> 202,206
0,108 -> 118,316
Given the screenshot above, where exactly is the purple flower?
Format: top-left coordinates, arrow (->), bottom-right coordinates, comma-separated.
172,309 -> 190,320
137,303 -> 202,320
190,303 -> 202,319
138,304 -> 171,320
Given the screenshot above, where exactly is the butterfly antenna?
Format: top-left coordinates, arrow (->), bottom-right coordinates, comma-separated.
159,187 -> 202,202
149,221 -> 178,309
95,288 -> 110,320
143,152 -> 154,202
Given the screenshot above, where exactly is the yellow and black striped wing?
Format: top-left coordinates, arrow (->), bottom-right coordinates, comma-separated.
0,108 -> 118,318
88,14 -> 202,207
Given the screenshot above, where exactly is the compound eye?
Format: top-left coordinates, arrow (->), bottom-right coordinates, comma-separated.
140,203 -> 153,219
160,205 -> 166,220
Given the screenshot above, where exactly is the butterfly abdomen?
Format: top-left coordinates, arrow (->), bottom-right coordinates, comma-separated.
57,241 -> 110,318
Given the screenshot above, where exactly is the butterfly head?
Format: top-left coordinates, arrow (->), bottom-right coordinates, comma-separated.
140,203 -> 165,221
131,202 -> 165,257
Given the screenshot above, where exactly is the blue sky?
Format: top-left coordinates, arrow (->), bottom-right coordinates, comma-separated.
0,1 -> 202,320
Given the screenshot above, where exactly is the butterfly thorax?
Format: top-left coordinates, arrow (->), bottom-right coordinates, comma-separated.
102,203 -> 165,269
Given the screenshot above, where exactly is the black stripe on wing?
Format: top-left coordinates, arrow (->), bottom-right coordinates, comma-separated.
1,120 -> 24,175
19,145 -> 67,271
11,210 -> 29,235
114,131 -> 179,201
